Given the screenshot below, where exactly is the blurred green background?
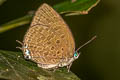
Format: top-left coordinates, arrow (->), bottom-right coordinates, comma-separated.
0,0 -> 120,80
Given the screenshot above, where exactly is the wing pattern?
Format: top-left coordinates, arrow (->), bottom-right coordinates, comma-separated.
23,3 -> 75,65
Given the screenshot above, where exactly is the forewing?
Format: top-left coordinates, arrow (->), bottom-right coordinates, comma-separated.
23,3 -> 75,64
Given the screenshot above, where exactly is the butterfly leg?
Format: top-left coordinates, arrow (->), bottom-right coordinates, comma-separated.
67,63 -> 72,72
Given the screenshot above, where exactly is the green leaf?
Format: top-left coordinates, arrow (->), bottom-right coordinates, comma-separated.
53,0 -> 100,16
0,50 -> 80,80
0,15 -> 32,33
0,0 -> 100,33
0,0 -> 6,6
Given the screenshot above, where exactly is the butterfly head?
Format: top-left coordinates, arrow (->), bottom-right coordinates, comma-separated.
16,40 -> 31,59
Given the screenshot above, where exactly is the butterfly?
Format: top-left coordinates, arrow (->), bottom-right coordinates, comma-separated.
16,3 -> 96,72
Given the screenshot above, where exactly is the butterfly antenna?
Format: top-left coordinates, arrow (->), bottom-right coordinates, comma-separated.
76,35 -> 97,52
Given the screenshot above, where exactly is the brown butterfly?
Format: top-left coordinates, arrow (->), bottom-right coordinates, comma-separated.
16,3 -> 96,72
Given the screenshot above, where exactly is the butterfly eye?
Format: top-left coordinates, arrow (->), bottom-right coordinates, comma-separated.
25,55 -> 31,59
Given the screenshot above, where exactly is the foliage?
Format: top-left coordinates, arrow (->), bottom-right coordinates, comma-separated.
0,50 -> 80,80
0,0 -> 100,33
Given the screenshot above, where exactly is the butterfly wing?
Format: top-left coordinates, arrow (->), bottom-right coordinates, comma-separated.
23,3 -> 75,65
